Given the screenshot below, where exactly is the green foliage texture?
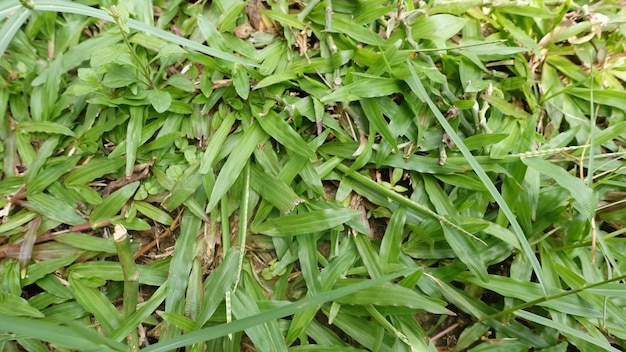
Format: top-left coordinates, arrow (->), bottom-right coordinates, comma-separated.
1,0 -> 626,351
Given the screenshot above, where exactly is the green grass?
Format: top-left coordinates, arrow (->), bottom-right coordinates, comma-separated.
2,0 -> 626,351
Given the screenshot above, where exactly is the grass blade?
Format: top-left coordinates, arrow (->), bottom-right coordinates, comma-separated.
515,310 -> 620,352
206,122 -> 267,213
162,209 -> 201,340
0,6 -> 29,58
405,60 -> 547,294
0,314 -> 127,351
252,209 -> 360,237
142,269 -> 414,352
32,0 -> 258,66
522,157 -> 595,218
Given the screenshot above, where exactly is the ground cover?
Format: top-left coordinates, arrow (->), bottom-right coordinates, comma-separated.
1,0 -> 626,351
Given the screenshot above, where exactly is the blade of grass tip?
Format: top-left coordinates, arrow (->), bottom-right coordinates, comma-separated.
365,305 -> 410,346
353,234 -> 384,279
221,194 -> 231,254
89,181 -> 140,225
32,0 -> 258,66
297,234 -> 322,295
68,273 -> 122,334
199,112 -> 236,174
0,6 -> 29,58
206,122 -> 267,213
515,310 -> 620,352
250,165 -> 303,214
141,269 -> 415,352
252,208 -> 360,237
380,206 -> 406,265
0,292 -> 43,318
404,60 -> 547,294
423,175 -> 488,281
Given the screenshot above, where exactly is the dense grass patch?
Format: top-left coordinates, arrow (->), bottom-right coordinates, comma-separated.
2,0 -> 626,351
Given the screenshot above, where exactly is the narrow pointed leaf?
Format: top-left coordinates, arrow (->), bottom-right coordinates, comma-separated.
206,123 -> 267,213
26,192 -> 86,226
90,182 -> 140,224
252,209 -> 360,237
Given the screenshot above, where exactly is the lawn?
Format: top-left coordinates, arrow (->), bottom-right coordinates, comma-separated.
1,0 -> 626,351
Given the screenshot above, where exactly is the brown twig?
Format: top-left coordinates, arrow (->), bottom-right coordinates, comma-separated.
0,219 -> 111,260
133,212 -> 182,260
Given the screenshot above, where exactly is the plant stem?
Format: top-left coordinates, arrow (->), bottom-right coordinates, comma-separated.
113,224 -> 140,352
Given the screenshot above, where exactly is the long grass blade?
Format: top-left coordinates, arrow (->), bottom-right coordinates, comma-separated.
405,60 -> 547,294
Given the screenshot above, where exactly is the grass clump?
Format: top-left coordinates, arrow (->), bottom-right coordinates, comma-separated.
1,0 -> 626,351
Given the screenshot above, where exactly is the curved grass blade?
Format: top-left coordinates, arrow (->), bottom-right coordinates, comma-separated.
522,157 -> 594,218
405,60 -> 547,294
0,314 -> 127,351
32,0 -> 258,66
515,310 -> 620,352
141,268 -> 414,352
0,5 -> 29,58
